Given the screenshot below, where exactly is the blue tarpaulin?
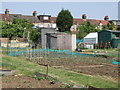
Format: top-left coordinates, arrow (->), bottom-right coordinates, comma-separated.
112,60 -> 120,65
76,39 -> 83,43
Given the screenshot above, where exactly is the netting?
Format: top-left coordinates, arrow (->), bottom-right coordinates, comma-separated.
8,48 -> 92,59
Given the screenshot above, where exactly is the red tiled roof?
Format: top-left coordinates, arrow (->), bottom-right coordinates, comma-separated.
22,15 -> 40,23
50,17 -> 109,26
50,17 -> 85,25
96,20 -> 109,25
0,14 -> 40,23
73,18 -> 85,25
0,13 -> 109,26
50,17 -> 56,23
0,14 -> 22,21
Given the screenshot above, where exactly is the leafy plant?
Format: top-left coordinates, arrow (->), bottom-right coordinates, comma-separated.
77,21 -> 99,39
65,84 -> 74,88
33,76 -> 45,80
49,79 -> 56,84
1,18 -> 41,46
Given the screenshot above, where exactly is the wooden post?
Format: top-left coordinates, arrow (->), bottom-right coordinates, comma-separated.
46,64 -> 48,77
7,15 -> 10,55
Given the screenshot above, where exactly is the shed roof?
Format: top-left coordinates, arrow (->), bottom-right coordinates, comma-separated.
84,32 -> 98,38
99,30 -> 120,33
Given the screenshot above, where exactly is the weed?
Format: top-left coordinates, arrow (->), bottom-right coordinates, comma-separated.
33,76 -> 45,80
65,84 -> 74,88
49,80 -> 56,84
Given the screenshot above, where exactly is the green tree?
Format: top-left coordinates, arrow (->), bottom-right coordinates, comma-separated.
77,21 -> 99,39
1,18 -> 41,45
76,24 -> 88,39
56,9 -> 73,32
1,21 -> 8,37
29,28 -> 41,46
102,22 -> 116,30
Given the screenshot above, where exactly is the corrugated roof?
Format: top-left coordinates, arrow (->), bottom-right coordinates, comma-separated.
105,30 -> 120,33
84,32 -> 98,38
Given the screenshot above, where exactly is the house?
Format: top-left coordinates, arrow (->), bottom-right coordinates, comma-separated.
83,32 -> 98,49
0,9 -> 41,27
1,9 -> 109,30
50,14 -> 109,30
98,30 -> 120,48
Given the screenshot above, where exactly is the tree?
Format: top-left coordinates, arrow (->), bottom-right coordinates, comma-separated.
56,9 -> 73,32
77,21 -> 99,39
29,28 -> 41,47
102,22 -> 116,30
1,18 -> 41,45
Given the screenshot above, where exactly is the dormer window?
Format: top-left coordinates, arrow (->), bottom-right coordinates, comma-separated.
43,16 -> 48,20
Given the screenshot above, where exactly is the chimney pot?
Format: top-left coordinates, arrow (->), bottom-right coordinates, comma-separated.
33,11 -> 37,17
6,9 -> 9,11
82,14 -> 87,19
104,16 -> 109,21
5,9 -> 9,15
33,11 -> 37,13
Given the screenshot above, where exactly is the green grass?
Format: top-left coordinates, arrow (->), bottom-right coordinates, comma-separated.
1,55 -> 119,88
83,49 -> 119,59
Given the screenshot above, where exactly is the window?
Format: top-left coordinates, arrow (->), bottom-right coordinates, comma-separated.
43,16 -> 48,20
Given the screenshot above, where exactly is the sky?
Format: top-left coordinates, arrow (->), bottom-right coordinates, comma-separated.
1,2 -> 118,20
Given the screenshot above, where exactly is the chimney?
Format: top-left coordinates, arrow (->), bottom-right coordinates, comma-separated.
82,14 -> 86,19
5,9 -> 9,15
104,16 -> 109,21
33,11 -> 37,17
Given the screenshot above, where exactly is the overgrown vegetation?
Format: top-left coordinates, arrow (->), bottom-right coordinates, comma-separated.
102,22 -> 116,30
1,18 -> 41,46
77,21 -> 99,39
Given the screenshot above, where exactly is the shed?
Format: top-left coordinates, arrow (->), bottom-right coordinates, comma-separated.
98,30 -> 120,48
41,28 -> 56,49
83,32 -> 98,49
41,28 -> 76,51
84,32 -> 98,44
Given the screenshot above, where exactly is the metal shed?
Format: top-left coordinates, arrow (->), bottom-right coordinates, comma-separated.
98,30 -> 120,48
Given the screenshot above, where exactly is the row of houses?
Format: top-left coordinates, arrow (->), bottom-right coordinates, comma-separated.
1,9 -> 117,30
1,9 -> 120,50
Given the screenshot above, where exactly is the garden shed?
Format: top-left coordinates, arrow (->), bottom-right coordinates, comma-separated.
83,32 -> 98,49
98,30 -> 120,48
41,28 -> 76,51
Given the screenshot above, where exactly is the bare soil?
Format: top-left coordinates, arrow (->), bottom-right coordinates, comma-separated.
2,75 -> 65,88
29,57 -> 118,79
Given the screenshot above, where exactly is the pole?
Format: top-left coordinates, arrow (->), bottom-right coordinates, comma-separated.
46,64 -> 48,77
7,15 -> 10,55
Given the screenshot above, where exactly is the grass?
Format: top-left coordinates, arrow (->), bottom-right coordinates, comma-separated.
83,49 -> 119,59
1,54 -> 119,88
